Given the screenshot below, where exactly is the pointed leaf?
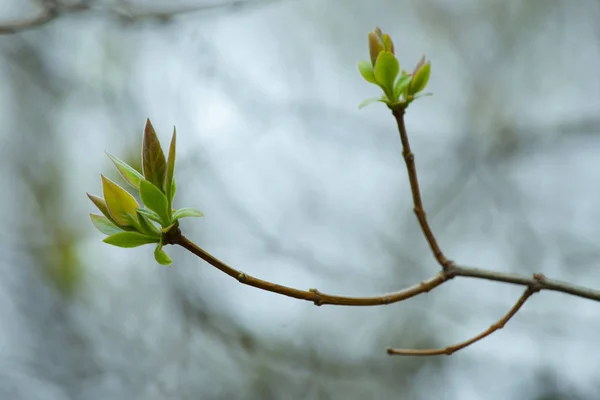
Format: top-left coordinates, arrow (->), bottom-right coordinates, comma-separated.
358,97 -> 383,109
374,51 -> 399,97
101,175 -> 139,228
135,208 -> 163,224
103,232 -> 159,248
154,245 -> 172,266
90,214 -> 123,235
142,119 -> 167,191
171,178 -> 177,202
136,211 -> 161,238
173,207 -> 204,220
394,73 -> 412,100
165,126 -> 176,205
409,61 -> 431,95
139,179 -> 170,225
87,193 -> 110,219
357,61 -> 377,84
107,153 -> 144,189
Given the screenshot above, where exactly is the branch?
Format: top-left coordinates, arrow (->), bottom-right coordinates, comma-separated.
391,107 -> 453,269
0,0 -> 61,34
168,230 -> 600,304
168,230 -> 451,306
0,0 -> 273,34
387,287 -> 537,356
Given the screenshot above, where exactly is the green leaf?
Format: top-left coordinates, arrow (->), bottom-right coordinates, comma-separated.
171,178 -> 177,202
154,244 -> 172,266
409,61 -> 431,95
87,193 -> 111,219
139,179 -> 170,225
357,61 -> 377,84
142,119 -> 167,191
101,175 -> 140,228
165,126 -> 176,207
374,51 -> 399,97
135,208 -> 163,225
90,214 -> 123,235
358,97 -> 383,109
136,210 -> 161,238
394,73 -> 412,100
103,232 -> 159,248
106,153 -> 144,189
173,207 -> 204,220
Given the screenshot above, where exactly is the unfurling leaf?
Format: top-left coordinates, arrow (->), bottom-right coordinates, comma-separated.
139,179 -> 170,225
165,126 -> 176,206
173,207 -> 204,220
107,153 -> 144,189
154,244 -> 172,266
136,210 -> 161,238
101,175 -> 140,228
394,73 -> 412,100
358,97 -> 383,109
357,61 -> 377,84
408,59 -> 431,95
374,51 -> 399,98
142,119 -> 167,191
103,232 -> 159,248
90,214 -> 123,235
135,208 -> 163,224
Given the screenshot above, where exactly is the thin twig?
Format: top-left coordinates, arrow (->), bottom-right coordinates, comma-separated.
387,287 -> 537,356
0,0 -> 277,35
169,230 -> 452,306
453,267 -> 600,302
0,0 -> 60,34
391,107 -> 453,270
169,230 -> 600,304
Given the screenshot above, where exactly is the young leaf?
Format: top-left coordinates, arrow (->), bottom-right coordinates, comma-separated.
101,175 -> 139,228
103,232 -> 159,248
358,97 -> 383,109
374,51 -> 399,98
171,178 -> 177,202
154,244 -> 172,266
106,153 -> 144,189
165,126 -> 176,206
139,179 -> 170,225
173,207 -> 204,220
87,193 -> 111,219
135,208 -> 163,224
90,214 -> 123,235
409,61 -> 431,95
136,211 -> 161,238
394,73 -> 412,100
142,119 -> 167,191
357,61 -> 377,84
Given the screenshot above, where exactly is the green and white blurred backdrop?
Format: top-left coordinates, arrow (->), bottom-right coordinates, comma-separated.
1,0 -> 600,399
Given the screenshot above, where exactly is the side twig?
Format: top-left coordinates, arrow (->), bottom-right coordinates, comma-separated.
391,107 -> 453,270
387,287 -> 537,356
168,229 -> 452,306
168,230 -> 600,304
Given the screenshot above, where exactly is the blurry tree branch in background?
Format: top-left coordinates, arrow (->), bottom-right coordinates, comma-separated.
0,0 -> 275,34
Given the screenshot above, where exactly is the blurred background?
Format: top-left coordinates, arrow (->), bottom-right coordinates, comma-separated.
1,0 -> 600,399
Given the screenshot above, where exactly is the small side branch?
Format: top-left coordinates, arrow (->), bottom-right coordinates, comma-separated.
170,230 -> 453,306
391,107 -> 453,270
387,287 -> 537,356
0,0 -> 60,34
